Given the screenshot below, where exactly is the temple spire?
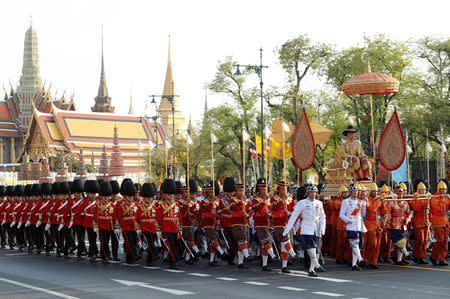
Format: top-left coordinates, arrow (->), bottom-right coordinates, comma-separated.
128,88 -> 134,115
91,26 -> 114,113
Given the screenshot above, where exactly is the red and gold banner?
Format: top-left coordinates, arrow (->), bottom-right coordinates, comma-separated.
378,109 -> 406,171
292,108 -> 315,170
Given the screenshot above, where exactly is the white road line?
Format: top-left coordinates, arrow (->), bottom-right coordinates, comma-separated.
108,261 -> 122,264
188,273 -> 211,277
311,291 -> 345,297
139,284 -> 194,296
5,253 -> 28,256
121,263 -> 139,267
163,269 -> 185,273
352,298 -> 371,299
285,273 -> 352,283
278,286 -> 306,291
244,281 -> 269,286
0,277 -> 79,299
142,266 -> 161,270
216,277 -> 238,281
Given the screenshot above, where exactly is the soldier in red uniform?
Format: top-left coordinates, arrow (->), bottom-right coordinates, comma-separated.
429,180 -> 450,266
109,180 -> 121,261
0,186 -> 7,248
230,183 -> 250,269
137,183 -> 158,266
156,179 -> 182,269
57,182 -> 74,259
69,179 -> 87,258
219,177 -> 238,265
39,183 -> 53,256
117,180 -> 139,264
253,178 -> 275,271
409,182 -> 430,264
48,183 -> 61,256
94,182 -> 115,264
199,180 -> 226,266
13,185 -> 27,252
31,184 -> 44,254
82,180 -> 100,262
179,179 -> 200,264
271,181 -> 296,273
4,186 -> 16,250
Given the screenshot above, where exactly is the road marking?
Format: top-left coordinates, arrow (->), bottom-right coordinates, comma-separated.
278,286 -> 306,291
113,279 -> 194,296
109,261 -> 122,264
285,273 -> 352,283
216,277 -> 238,281
188,273 -> 211,277
311,291 -> 344,297
163,269 -> 185,273
121,263 -> 139,267
244,281 -> 269,286
0,277 -> 79,299
352,297 -> 371,299
142,266 -> 161,270
380,263 -> 450,272
5,253 -> 28,256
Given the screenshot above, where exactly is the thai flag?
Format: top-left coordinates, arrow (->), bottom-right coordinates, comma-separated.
249,139 -> 260,158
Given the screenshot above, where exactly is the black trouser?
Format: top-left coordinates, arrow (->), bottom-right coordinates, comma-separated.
16,225 -> 26,248
25,226 -> 33,248
50,224 -> 62,252
110,230 -> 119,258
31,225 -> 43,251
86,227 -> 98,257
43,224 -> 53,252
6,223 -> 15,247
123,230 -> 138,262
224,227 -> 238,263
0,224 -> 6,245
164,232 -> 179,265
73,224 -> 86,256
98,229 -> 111,259
143,231 -> 158,264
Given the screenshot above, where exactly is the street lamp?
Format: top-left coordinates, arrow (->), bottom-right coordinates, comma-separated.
234,48 -> 268,177
149,82 -> 179,178
149,96 -> 159,148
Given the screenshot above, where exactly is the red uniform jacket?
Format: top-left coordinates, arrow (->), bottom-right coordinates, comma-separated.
30,200 -> 43,225
252,197 -> 271,228
218,197 -> 233,228
156,201 -> 181,233
94,201 -> 115,230
199,199 -> 218,228
179,200 -> 198,227
49,201 -> 61,225
271,196 -> 294,228
38,200 -> 52,223
12,201 -> 25,222
230,199 -> 249,226
82,199 -> 97,228
6,201 -> 16,223
71,197 -> 85,225
117,200 -> 137,231
136,202 -> 158,233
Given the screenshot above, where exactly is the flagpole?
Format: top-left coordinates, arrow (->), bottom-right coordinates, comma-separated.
282,124 -> 286,193
243,137 -> 246,187
211,132 -> 215,194
149,147 -> 152,181
187,138 -> 190,199
426,129 -> 430,185
405,129 -> 410,191
165,146 -> 168,179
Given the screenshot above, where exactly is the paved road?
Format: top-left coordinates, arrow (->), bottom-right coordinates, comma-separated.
0,247 -> 449,299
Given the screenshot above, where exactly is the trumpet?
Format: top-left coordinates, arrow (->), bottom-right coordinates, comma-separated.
380,193 -> 398,201
413,192 -> 432,200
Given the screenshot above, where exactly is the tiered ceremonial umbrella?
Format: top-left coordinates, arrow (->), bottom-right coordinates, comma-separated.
342,65 -> 399,179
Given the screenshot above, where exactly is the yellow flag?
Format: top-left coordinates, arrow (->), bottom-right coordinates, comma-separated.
254,135 -> 269,155
269,137 -> 292,159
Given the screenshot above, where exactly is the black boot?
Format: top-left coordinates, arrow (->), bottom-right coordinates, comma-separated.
262,265 -> 272,272
281,267 -> 290,273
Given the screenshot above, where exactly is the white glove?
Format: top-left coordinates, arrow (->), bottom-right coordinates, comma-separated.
10,221 -> 16,227
114,228 -> 120,235
36,220 -> 41,228
94,227 -> 98,233
45,223 -> 51,231
17,222 -> 22,229
25,220 -> 30,227
69,221 -> 73,228
58,223 -> 64,231
136,229 -> 141,235
321,229 -> 326,236
1,220 -> 5,225
282,231 -> 288,237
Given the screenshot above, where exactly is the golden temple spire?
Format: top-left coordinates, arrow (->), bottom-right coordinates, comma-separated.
128,87 -> 134,115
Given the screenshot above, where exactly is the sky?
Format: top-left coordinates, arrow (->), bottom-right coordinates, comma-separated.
0,0 -> 448,129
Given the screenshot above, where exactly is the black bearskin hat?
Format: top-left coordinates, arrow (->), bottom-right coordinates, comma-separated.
110,180 -> 120,194
6,186 -> 15,197
0,185 -> 6,197
85,180 -> 100,194
24,184 -> 33,196
141,183 -> 156,198
223,177 -> 236,193
59,182 -> 71,195
72,179 -> 84,193
15,185 -> 24,197
41,183 -> 52,196
188,178 -> 198,193
161,179 -> 177,195
121,180 -> 136,197
99,181 -> 112,197
32,183 -> 42,196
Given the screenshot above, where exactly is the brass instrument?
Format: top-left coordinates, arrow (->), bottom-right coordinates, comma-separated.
413,192 -> 432,201
380,193 -> 398,201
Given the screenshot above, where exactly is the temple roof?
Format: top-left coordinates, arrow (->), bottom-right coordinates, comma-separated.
19,104 -> 168,171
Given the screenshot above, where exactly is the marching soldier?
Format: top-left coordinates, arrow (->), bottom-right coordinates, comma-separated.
156,179 -> 182,269
31,184 -> 44,254
0,186 -> 7,248
219,177 -> 238,265
110,180 -> 121,261
39,183 -> 53,256
252,178 -> 276,271
82,180 -> 100,262
409,182 -> 430,264
57,182 -> 74,259
332,185 -> 348,264
137,183 -> 159,266
339,183 -> 368,270
117,180 -> 139,264
70,179 -> 88,258
362,182 -> 382,269
95,181 -> 115,264
429,180 -> 450,266
284,185 -> 326,277
179,179 -> 200,264
386,183 -> 412,265
271,181 -> 296,273
231,183 -> 250,269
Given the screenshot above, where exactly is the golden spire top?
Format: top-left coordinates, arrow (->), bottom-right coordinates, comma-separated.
128,87 -> 134,115
162,35 -> 175,97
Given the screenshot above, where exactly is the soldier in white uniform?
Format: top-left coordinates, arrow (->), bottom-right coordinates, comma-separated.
339,183 -> 368,271
283,185 -> 326,277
